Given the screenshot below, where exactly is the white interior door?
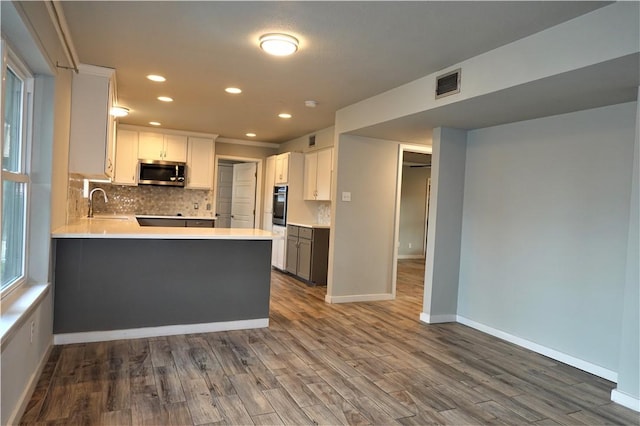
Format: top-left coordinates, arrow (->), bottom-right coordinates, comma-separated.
231,162 -> 257,228
215,164 -> 233,228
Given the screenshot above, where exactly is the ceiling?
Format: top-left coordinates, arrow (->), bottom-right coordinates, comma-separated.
61,1 -> 614,144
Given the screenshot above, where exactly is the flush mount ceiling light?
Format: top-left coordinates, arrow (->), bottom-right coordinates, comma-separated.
110,106 -> 130,117
149,121 -> 161,126
157,96 -> 173,102
278,113 -> 292,119
225,87 -> 242,94
146,74 -> 166,82
246,132 -> 256,138
259,33 -> 299,56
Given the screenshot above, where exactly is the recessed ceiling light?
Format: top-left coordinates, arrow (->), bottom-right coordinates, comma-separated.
157,96 -> 173,102
110,106 -> 130,117
278,113 -> 292,119
146,74 -> 166,82
259,33 -> 299,56
246,133 -> 257,137
225,87 -> 242,94
149,121 -> 161,126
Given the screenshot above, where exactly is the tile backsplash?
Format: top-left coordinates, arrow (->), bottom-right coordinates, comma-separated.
317,202 -> 331,225
67,176 -> 214,221
67,177 -> 331,225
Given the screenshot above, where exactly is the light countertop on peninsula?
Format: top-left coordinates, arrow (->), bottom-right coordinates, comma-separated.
286,221 -> 331,229
52,215 -> 274,240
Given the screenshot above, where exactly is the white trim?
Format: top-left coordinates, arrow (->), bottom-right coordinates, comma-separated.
397,254 -> 425,260
611,389 -> 640,412
53,318 -> 269,345
45,1 -> 79,71
6,338 -> 53,426
217,137 -> 279,149
213,154 -> 264,228
419,312 -> 457,323
0,283 -> 50,343
456,315 -> 618,382
118,123 -> 219,140
324,293 -> 394,304
76,63 -> 114,78
391,144 -> 433,298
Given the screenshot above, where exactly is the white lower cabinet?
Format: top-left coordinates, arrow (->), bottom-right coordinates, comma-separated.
113,130 -> 139,185
271,225 -> 287,270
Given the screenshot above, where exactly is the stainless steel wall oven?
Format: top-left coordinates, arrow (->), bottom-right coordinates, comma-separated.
272,185 -> 288,225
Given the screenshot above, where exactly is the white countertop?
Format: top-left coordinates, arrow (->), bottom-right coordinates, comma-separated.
287,221 -> 331,229
52,215 -> 274,240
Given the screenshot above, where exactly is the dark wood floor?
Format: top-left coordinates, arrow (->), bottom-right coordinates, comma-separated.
20,260 -> 639,425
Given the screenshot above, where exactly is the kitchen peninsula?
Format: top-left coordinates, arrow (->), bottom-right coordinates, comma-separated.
51,216 -> 274,344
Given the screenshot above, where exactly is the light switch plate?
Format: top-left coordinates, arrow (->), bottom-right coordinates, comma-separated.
342,191 -> 352,202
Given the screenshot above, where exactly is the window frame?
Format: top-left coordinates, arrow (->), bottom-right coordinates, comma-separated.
1,40 -> 34,298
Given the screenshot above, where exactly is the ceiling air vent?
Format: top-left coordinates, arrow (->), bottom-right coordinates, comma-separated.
436,68 -> 461,99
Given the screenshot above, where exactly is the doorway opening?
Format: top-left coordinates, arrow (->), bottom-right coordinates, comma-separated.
391,145 -> 432,298
213,155 -> 263,229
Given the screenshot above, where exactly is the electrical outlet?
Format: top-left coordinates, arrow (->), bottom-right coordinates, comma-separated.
206,203 -> 211,211
194,202 -> 199,210
30,321 -> 35,343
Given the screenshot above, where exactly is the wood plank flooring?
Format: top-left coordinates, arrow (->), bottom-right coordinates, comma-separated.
20,260 -> 639,425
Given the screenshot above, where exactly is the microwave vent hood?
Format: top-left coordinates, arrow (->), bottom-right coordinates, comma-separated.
138,160 -> 186,187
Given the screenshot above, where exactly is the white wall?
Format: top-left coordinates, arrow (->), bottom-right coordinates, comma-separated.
457,102 -> 636,374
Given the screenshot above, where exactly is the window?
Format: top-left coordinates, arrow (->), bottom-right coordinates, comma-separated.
1,41 -> 33,295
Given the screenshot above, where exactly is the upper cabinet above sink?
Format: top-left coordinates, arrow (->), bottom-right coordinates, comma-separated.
68,64 -> 117,179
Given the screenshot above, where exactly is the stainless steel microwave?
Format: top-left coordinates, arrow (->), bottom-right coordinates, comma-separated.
139,160 -> 186,187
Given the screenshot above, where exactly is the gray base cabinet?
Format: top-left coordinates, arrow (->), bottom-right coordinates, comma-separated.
286,225 -> 329,285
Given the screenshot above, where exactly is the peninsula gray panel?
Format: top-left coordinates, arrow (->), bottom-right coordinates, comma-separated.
53,239 -> 271,333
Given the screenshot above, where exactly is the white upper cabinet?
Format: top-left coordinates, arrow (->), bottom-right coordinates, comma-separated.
113,130 -> 139,185
304,148 -> 333,201
274,153 -> 290,185
186,137 -> 215,189
138,132 -> 187,162
68,64 -> 117,179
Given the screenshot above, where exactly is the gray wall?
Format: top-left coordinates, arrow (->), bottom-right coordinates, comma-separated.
1,2 -> 70,424
215,141 -> 277,159
615,93 -> 639,401
423,128 -> 467,321
328,135 -> 429,301
278,126 -> 334,154
457,102 -> 636,373
399,165 -> 430,257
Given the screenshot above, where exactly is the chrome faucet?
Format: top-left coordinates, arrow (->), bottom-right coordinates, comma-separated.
88,188 -> 108,218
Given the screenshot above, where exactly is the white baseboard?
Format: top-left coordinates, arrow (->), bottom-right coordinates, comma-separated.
53,318 -> 269,345
611,389 -> 640,412
420,312 -> 457,323
7,338 -> 53,426
325,293 -> 394,304
456,315 -> 618,382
